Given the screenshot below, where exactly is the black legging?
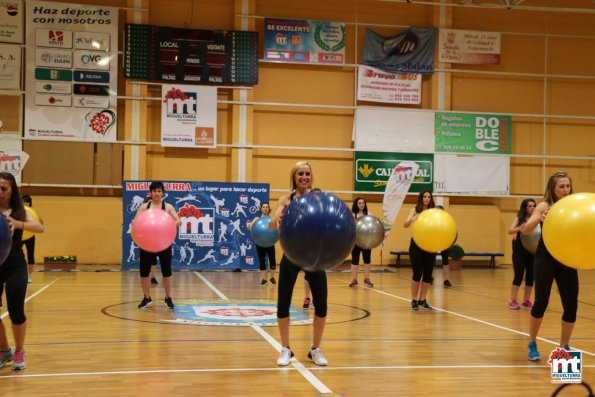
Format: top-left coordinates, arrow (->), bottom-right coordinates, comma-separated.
256,245 -> 276,271
531,238 -> 578,322
139,247 -> 173,277
511,233 -> 534,286
351,245 -> 371,266
409,239 -> 435,282
277,255 -> 327,318
22,237 -> 35,265
0,264 -> 28,325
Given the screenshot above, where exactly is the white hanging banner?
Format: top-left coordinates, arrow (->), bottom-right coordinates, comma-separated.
161,84 -> 217,148
382,161 -> 420,240
24,0 -> 119,141
0,149 -> 29,184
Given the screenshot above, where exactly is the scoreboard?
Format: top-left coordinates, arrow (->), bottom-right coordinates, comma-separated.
124,24 -> 258,85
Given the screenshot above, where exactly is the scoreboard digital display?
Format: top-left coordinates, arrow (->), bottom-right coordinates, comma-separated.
124,24 -> 258,85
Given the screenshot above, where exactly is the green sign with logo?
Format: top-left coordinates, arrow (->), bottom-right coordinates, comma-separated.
435,112 -> 512,154
35,68 -> 73,82
354,152 -> 434,193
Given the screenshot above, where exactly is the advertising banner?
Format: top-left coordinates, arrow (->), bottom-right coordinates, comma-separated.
0,0 -> 23,43
122,181 -> 270,271
362,27 -> 437,74
357,65 -> 421,104
0,44 -> 20,89
439,28 -> 500,65
264,17 -> 346,64
161,84 -> 217,148
435,112 -> 512,154
354,151 -> 433,193
24,0 -> 118,141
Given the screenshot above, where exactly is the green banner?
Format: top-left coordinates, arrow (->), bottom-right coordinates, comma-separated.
354,152 -> 433,193
435,113 -> 512,154
35,68 -> 73,82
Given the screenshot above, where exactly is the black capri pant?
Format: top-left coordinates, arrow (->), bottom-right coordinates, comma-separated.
277,255 -> 327,318
511,238 -> 534,287
140,247 -> 173,277
531,243 -> 578,323
256,245 -> 276,271
351,245 -> 371,266
409,239 -> 435,283
0,264 -> 28,325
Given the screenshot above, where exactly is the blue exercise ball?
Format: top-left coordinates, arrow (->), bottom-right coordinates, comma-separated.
280,192 -> 356,271
250,216 -> 279,247
0,216 -> 12,265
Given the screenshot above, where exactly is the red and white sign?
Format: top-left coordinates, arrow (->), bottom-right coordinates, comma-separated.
438,28 -> 501,65
357,65 -> 421,105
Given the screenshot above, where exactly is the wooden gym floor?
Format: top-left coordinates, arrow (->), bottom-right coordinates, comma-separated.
0,265 -> 593,396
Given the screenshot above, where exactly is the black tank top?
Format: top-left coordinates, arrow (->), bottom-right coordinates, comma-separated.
147,201 -> 166,210
2,227 -> 25,268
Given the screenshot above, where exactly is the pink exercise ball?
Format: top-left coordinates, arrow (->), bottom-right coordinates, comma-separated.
132,208 -> 177,253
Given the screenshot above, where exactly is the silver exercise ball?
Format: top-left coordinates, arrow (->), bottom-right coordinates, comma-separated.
355,215 -> 385,250
521,224 -> 541,254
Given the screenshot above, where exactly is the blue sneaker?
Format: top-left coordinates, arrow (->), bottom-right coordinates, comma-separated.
528,341 -> 540,361
563,345 -> 571,351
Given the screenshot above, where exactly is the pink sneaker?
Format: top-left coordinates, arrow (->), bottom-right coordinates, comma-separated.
521,300 -> 533,309
508,300 -> 520,310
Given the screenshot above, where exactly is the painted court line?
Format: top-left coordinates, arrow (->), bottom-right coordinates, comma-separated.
2,363 -> 594,380
1,279 -> 58,320
193,271 -> 333,395
370,287 -> 595,357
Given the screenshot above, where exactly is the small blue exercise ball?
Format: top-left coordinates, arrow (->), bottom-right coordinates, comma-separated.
250,217 -> 279,247
0,216 -> 12,265
280,192 -> 356,271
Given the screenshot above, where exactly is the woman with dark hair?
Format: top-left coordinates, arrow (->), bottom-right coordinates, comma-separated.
133,181 -> 181,310
247,202 -> 277,286
523,172 -> 577,361
403,189 -> 435,310
507,198 -> 537,310
0,173 -> 44,370
349,197 -> 373,288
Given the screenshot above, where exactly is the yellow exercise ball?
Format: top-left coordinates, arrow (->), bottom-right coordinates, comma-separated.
542,192 -> 595,270
22,206 -> 39,241
412,208 -> 457,252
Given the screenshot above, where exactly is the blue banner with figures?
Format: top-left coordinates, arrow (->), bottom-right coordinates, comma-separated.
361,27 -> 438,74
122,181 -> 269,271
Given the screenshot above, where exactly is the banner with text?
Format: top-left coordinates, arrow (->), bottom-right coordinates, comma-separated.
161,85 -> 217,148
264,17 -> 346,64
357,65 -> 421,104
24,0 -> 118,141
122,181 -> 270,271
0,44 -> 20,89
354,151 -> 433,193
0,0 -> 23,43
435,112 -> 511,154
439,28 -> 500,65
362,27 -> 438,74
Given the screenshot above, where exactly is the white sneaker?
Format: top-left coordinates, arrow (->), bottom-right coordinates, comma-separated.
276,347 -> 294,366
28,276 -> 32,283
308,347 -> 328,366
